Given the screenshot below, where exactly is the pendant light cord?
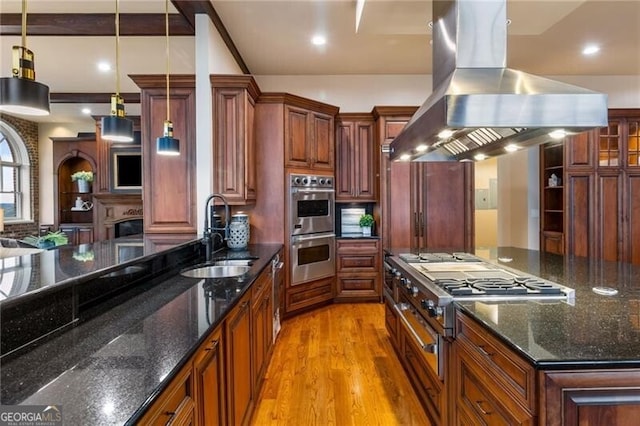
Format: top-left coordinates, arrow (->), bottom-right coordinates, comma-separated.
165,0 -> 170,121
115,0 -> 121,97
21,0 -> 27,47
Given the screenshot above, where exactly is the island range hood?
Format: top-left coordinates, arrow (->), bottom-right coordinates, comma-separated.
390,0 -> 608,162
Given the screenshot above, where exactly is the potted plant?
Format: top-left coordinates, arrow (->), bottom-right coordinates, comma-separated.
71,170 -> 93,193
359,214 -> 375,237
22,230 -> 69,249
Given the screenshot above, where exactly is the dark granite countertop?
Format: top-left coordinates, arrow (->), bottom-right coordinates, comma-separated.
0,243 -> 282,425
389,247 -> 640,369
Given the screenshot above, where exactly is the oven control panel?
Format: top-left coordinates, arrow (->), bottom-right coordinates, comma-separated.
290,174 -> 334,189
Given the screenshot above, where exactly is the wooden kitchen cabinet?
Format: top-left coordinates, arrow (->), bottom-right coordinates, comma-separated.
540,142 -> 565,254
59,225 -> 94,246
335,238 -> 381,302
211,76 -> 260,205
285,103 -> 335,171
251,265 -> 273,394
539,369 -> 640,426
285,276 -> 334,314
372,106 -> 417,251
453,311 -> 536,425
136,361 -> 195,426
335,114 -> 377,201
225,291 -> 253,426
131,74 -> 197,234
563,109 -> 640,264
193,325 -> 225,426
410,162 -> 474,252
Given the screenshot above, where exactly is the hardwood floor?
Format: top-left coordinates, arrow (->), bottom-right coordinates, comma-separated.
251,303 -> 432,425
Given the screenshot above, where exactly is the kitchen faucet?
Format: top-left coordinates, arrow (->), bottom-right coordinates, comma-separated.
203,193 -> 230,261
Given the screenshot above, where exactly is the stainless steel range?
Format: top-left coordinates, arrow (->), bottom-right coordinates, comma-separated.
389,252 -> 575,338
385,251 -> 575,384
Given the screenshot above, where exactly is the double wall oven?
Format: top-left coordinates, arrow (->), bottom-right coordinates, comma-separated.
289,174 -> 335,286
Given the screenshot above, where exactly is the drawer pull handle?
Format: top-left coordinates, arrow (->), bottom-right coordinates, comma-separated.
475,400 -> 492,415
478,344 -> 495,357
205,339 -> 219,351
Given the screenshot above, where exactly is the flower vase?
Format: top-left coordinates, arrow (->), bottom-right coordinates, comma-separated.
362,226 -> 372,237
77,179 -> 90,193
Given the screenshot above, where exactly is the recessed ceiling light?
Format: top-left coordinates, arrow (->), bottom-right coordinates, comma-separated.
549,129 -> 567,139
81,108 -> 91,115
311,35 -> 326,46
399,154 -> 411,161
97,61 -> 111,72
415,144 -> 428,152
504,144 -> 519,153
582,44 -> 600,56
474,153 -> 487,161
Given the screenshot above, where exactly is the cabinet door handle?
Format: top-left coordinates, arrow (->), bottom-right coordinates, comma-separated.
475,400 -> 493,415
419,211 -> 424,237
241,301 -> 249,310
414,212 -> 419,237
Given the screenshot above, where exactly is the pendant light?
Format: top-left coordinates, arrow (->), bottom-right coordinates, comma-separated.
0,0 -> 50,116
101,0 -> 133,142
156,0 -> 180,155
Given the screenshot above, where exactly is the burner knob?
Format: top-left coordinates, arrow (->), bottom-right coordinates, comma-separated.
319,178 -> 326,185
326,178 -> 332,186
411,286 -> 419,297
421,299 -> 443,318
404,279 -> 412,290
293,177 -> 301,185
302,177 -> 309,185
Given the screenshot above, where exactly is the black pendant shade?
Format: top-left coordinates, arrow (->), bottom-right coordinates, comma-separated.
157,120 -> 180,155
0,76 -> 50,116
101,115 -> 133,142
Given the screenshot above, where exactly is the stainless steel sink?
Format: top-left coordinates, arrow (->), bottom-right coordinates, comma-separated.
181,265 -> 251,279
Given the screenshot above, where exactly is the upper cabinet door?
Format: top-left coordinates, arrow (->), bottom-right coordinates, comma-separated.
212,76 -> 260,205
284,105 -> 336,171
310,112 -> 334,170
335,115 -> 376,202
285,105 -> 312,169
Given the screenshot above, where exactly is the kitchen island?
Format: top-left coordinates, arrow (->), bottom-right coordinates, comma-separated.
386,246 -> 640,425
0,237 -> 282,425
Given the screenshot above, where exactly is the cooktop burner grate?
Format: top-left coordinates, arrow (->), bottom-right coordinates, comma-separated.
433,276 -> 565,297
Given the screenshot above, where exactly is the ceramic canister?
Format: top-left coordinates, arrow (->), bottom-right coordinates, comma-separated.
227,214 -> 250,250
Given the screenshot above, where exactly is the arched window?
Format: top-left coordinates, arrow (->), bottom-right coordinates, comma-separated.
0,121 -> 32,222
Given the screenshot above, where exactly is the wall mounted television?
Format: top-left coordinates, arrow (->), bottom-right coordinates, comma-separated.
111,148 -> 142,192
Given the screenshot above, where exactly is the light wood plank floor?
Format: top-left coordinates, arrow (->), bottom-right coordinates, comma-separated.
251,303 -> 432,425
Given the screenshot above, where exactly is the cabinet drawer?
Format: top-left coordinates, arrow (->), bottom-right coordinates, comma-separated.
336,239 -> 379,253
137,362 -> 194,426
337,254 -> 378,271
338,276 -> 376,291
456,311 -> 536,412
457,349 -> 533,425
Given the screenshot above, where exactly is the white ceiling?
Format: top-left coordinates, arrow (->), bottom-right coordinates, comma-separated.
1,0 -> 639,124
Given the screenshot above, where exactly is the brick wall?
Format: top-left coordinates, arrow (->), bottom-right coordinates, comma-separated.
0,113 -> 40,239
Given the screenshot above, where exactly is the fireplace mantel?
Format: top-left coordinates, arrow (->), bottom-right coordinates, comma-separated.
93,193 -> 143,240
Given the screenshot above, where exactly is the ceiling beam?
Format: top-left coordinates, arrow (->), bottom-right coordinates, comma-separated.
171,0 -> 250,74
0,13 -> 194,36
50,93 -> 140,104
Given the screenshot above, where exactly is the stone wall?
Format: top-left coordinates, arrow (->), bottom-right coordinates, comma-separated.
0,114 -> 40,239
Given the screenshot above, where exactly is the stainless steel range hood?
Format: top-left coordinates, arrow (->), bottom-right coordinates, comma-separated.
390,0 -> 608,162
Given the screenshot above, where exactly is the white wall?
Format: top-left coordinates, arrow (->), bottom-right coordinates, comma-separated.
255,74 -> 640,112
255,75 -> 432,111
38,122 -> 97,226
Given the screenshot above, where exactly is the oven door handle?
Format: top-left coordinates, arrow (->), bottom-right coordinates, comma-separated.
292,232 -> 336,242
394,303 -> 438,354
291,188 -> 335,194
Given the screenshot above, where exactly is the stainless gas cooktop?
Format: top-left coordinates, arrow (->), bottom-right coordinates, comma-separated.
400,253 -> 575,301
